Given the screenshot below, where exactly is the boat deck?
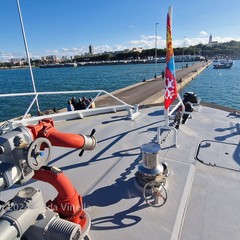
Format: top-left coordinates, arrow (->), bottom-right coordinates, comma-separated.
2,104 -> 240,240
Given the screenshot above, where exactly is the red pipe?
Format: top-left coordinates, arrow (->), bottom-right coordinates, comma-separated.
27,118 -> 95,149
33,167 -> 87,228
27,118 -> 95,228
42,130 -> 86,148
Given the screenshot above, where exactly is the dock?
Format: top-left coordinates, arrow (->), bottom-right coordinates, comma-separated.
96,61 -> 212,107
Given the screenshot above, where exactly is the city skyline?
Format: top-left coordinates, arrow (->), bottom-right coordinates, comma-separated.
1,0 -> 240,61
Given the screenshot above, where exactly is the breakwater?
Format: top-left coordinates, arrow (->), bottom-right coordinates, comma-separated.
96,61 -> 212,107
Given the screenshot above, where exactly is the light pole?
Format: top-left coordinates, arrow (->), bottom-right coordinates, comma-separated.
155,23 -> 159,78
193,43 -> 196,61
182,36 -> 186,63
192,39 -> 196,61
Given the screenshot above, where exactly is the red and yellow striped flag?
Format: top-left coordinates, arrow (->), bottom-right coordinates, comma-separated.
165,6 -> 177,109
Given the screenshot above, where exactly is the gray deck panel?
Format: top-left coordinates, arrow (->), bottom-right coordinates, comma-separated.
180,163 -> 240,240
82,157 -> 194,240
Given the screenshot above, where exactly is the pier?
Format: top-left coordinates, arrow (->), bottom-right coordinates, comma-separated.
96,61 -> 212,107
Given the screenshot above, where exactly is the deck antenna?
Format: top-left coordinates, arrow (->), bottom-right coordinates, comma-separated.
16,0 -> 40,113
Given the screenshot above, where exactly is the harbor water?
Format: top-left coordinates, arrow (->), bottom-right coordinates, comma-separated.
0,61 -> 239,122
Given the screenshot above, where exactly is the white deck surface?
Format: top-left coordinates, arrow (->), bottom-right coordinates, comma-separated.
1,105 -> 240,240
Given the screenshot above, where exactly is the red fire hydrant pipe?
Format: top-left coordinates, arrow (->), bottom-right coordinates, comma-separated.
27,118 -> 96,150
33,166 -> 87,228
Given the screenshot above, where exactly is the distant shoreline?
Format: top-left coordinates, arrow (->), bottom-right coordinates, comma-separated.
0,65 -> 33,70
0,59 -> 205,70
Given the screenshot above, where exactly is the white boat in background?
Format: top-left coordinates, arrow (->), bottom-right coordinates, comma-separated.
39,62 -> 77,68
213,58 -> 234,69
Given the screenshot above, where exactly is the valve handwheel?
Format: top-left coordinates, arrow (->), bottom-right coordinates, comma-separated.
27,137 -> 52,170
143,180 -> 167,207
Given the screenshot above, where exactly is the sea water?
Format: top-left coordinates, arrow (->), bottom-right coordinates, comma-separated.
182,60 -> 240,109
0,61 -> 239,122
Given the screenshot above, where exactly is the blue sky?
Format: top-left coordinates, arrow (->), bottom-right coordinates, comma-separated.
1,0 -> 240,61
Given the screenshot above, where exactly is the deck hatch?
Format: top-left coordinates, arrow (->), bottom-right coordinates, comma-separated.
196,140 -> 240,171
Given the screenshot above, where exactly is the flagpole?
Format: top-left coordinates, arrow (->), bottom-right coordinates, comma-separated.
157,6 -> 180,147
164,7 -> 170,126
165,6 -> 174,126
164,108 -> 169,127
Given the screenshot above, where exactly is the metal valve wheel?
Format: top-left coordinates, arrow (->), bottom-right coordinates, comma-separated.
27,137 -> 52,170
143,180 -> 167,207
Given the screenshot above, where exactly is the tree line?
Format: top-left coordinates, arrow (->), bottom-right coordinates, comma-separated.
1,40 -> 240,68
74,40 -> 240,62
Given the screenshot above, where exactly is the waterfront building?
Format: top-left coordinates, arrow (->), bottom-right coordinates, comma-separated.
41,55 -> 57,63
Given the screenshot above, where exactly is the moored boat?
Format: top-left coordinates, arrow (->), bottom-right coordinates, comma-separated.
39,62 -> 77,68
213,59 -> 234,69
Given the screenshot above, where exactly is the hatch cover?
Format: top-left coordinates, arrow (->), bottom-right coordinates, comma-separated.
196,140 -> 240,171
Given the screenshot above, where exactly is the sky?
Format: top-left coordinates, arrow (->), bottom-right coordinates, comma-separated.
1,0 -> 240,61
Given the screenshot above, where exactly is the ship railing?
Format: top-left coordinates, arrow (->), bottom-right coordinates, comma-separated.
0,90 -> 140,131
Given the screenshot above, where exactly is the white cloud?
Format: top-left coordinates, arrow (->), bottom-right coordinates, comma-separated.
61,48 -> 70,51
0,51 -> 21,61
93,44 -> 131,53
199,31 -> 208,36
174,36 -> 240,48
129,35 -> 164,48
140,35 -> 155,40
45,49 -> 59,54
41,44 -> 129,57
213,36 -> 240,43
94,45 -> 112,53
128,34 -> 240,49
59,47 -> 87,56
174,37 -> 208,48
114,45 -> 126,51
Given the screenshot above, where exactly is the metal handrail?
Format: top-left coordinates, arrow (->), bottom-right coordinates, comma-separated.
0,89 -> 138,129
